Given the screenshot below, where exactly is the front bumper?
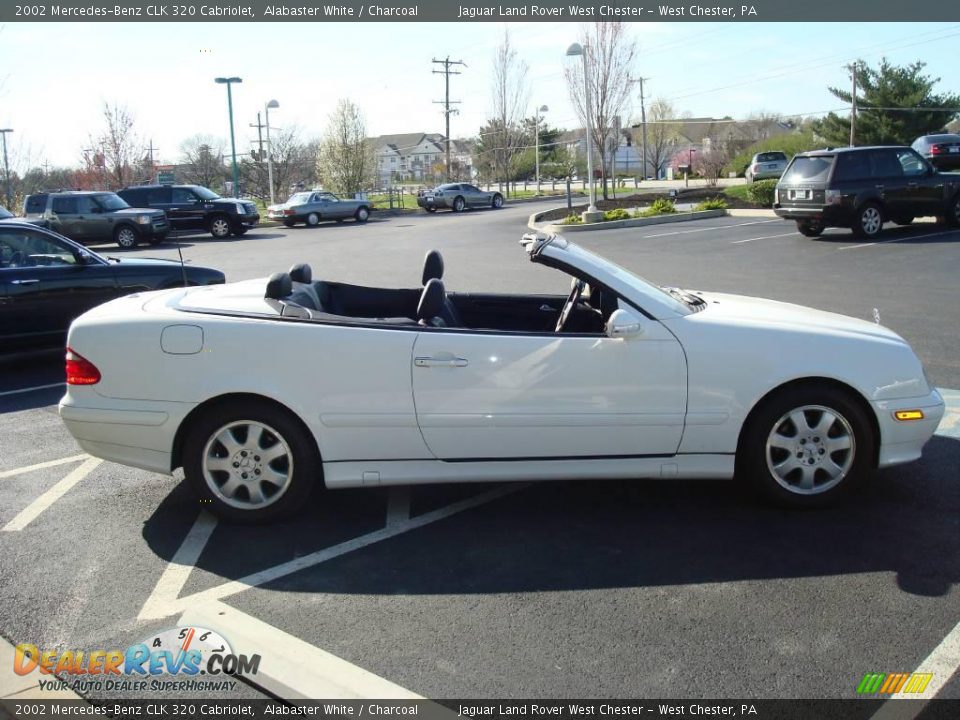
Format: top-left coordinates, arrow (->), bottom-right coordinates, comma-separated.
236,212 -> 260,227
873,389 -> 945,468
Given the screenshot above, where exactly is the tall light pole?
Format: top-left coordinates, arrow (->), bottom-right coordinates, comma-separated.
215,77 -> 243,198
0,128 -> 13,210
846,62 -> 858,147
265,99 -> 279,205
566,43 -> 601,222
535,104 -> 549,195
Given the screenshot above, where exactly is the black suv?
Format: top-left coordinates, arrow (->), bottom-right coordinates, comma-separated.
22,191 -> 169,248
118,185 -> 259,239
774,146 -> 960,238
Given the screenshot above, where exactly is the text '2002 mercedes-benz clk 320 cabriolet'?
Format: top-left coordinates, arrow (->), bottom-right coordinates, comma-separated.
59,233 -> 944,523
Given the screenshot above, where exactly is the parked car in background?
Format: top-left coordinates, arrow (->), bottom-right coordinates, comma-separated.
773,146 -> 960,238
58,233 -> 942,523
118,185 -> 259,239
417,183 -> 504,213
267,191 -> 371,227
911,133 -> 960,171
745,151 -> 789,182
0,221 -> 224,354
22,191 -> 169,249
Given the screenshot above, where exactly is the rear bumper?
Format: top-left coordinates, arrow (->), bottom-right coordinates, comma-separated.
774,204 -> 852,225
872,389 -> 945,468
417,198 -> 449,209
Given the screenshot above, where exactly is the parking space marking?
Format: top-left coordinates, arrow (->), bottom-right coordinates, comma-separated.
1,456 -> 102,532
139,483 -> 526,620
641,219 -> 779,238
180,601 -> 423,700
837,229 -> 958,250
730,231 -> 799,244
0,382 -> 65,398
0,453 -> 88,480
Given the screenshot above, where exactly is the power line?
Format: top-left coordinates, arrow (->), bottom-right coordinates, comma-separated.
432,56 -> 465,181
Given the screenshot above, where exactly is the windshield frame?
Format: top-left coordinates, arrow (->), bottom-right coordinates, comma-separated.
193,186 -> 220,201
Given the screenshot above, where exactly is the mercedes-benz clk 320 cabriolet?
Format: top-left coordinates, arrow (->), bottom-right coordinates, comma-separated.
59,233 -> 944,523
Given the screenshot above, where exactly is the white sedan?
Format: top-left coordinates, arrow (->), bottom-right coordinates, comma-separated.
59,233 -> 944,523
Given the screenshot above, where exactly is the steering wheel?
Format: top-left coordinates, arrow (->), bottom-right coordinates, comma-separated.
555,279 -> 585,333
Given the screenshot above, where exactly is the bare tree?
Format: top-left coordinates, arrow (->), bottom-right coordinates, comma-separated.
645,98 -> 682,180
179,134 -> 227,190
564,22 -> 637,199
489,29 -> 530,195
243,126 -> 318,201
90,102 -> 143,188
316,100 -> 376,196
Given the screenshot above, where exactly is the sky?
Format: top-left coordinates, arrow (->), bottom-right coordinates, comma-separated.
1,20 -> 959,170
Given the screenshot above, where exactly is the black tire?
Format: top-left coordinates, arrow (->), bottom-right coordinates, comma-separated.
796,220 -> 824,237
208,214 -> 232,239
491,193 -> 504,209
232,226 -> 249,236
452,196 -> 465,213
425,207 -> 437,214
306,212 -> 321,227
283,219 -> 296,228
737,385 -> 874,509
947,194 -> 960,228
114,225 -> 139,249
892,215 -> 914,226
182,399 -> 320,524
354,206 -> 370,223
851,202 -> 884,239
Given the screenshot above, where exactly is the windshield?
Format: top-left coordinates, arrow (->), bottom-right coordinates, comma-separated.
193,186 -> 220,200
757,152 -> 786,162
287,192 -> 312,204
782,156 -> 833,184
94,193 -> 130,210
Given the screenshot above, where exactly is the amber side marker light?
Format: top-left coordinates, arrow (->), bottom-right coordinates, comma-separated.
894,410 -> 925,421
65,347 -> 101,386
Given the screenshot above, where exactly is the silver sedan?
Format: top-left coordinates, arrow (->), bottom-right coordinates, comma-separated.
267,191 -> 371,227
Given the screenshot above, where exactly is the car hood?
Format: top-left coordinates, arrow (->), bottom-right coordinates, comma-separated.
690,290 -> 905,343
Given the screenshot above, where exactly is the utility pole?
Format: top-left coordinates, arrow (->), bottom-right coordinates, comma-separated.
846,62 -> 858,147
0,129 -> 13,209
249,112 -> 265,161
637,77 -> 650,180
432,57 -> 465,181
146,138 -> 159,179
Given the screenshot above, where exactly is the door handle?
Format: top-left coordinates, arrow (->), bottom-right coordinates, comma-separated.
414,356 -> 469,368
875,184 -> 884,190
540,304 -> 556,312
10,279 -> 40,285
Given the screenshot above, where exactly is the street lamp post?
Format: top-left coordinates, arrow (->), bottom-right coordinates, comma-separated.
215,77 -> 243,198
0,128 -> 13,210
265,99 -> 279,205
565,43 -> 601,223
535,104 -> 549,195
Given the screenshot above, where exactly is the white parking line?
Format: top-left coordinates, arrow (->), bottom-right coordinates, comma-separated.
641,219 -> 779,238
0,454 -> 88,480
0,382 -> 65,398
386,486 -> 411,527
730,231 -> 799,244
1,456 -> 102,532
837,229 -> 958,250
179,601 -> 423,700
139,483 -> 525,620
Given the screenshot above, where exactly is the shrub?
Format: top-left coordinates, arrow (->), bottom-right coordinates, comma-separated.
560,213 -> 583,225
746,179 -> 777,207
603,208 -> 631,221
648,198 -> 677,215
694,197 -> 728,211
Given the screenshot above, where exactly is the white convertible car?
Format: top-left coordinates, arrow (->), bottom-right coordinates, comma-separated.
59,233 -> 944,522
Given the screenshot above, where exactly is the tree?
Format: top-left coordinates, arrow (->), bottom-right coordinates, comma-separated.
89,102 -> 144,188
564,22 -> 637,199
316,100 -> 376,196
241,127 -> 318,201
644,98 -> 682,180
814,58 -> 960,146
179,135 -> 227,190
488,29 -> 530,194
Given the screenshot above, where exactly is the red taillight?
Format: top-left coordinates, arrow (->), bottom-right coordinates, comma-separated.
931,145 -> 942,155
66,347 -> 101,386
283,208 -> 295,215
751,164 -> 759,172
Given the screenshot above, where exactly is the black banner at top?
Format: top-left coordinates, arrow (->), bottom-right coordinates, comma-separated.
2,0 -> 960,23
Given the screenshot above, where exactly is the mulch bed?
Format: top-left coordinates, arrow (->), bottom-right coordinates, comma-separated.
537,188 -> 761,222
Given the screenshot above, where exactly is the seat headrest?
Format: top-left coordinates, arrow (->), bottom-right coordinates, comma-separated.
422,250 -> 444,285
265,272 -> 292,300
417,278 -> 445,321
289,263 -> 312,284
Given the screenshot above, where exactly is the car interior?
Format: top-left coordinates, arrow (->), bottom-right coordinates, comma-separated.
263,250 -> 621,335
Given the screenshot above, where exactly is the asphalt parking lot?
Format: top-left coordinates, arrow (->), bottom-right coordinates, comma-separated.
1,205 -> 958,702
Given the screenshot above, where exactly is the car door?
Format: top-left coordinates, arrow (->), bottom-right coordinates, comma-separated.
463,184 -> 485,208
0,226 -> 119,350
168,187 -> 205,230
318,192 -> 346,219
410,310 -> 688,460
49,196 -> 84,242
894,148 -> 942,216
868,149 -> 909,219
79,195 -> 116,242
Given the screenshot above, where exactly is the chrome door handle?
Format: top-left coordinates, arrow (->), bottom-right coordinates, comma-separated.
10,279 -> 39,285
540,304 -> 556,312
414,356 -> 469,368
875,184 -> 884,190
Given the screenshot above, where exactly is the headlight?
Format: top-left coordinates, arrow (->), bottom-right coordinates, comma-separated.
137,215 -> 152,224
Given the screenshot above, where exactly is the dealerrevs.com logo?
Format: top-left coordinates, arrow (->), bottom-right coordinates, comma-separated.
13,626 -> 260,693
856,672 -> 934,695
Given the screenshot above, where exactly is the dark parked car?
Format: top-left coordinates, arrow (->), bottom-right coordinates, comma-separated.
911,133 -> 960,171
118,185 -> 259,239
23,191 -> 169,249
773,146 -> 960,238
0,221 -> 224,353
417,183 -> 504,213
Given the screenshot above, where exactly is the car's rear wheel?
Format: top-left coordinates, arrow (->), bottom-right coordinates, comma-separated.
452,196 -> 465,213
283,219 -> 296,228
209,215 -> 232,239
306,212 -> 320,227
354,206 -> 370,223
852,203 -> 883,239
183,400 -> 319,523
114,225 -> 139,249
737,385 -> 873,508
892,215 -> 914,226
796,220 -> 824,237
948,194 -> 960,228
425,207 -> 437,213
491,193 -> 504,209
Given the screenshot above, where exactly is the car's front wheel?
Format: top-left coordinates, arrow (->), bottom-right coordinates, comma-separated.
354,206 -> 370,223
852,202 -> 884,239
796,220 -> 824,237
114,225 -> 139,249
183,400 -> 319,523
209,215 -> 232,239
738,385 -> 874,508
491,193 -> 504,209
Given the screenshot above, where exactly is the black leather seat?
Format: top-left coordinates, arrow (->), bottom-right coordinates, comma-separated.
417,279 -> 447,327
421,250 -> 463,327
288,263 -> 323,311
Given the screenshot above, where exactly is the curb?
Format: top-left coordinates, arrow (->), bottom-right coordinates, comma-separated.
0,637 -> 85,700
528,208 -> 727,233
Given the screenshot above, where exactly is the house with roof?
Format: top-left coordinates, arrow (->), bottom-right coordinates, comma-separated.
372,133 -> 475,186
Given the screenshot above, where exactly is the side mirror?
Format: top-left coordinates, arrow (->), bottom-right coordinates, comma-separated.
606,308 -> 643,340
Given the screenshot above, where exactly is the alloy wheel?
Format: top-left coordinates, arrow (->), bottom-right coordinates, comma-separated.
116,227 -> 137,248
202,420 -> 294,510
765,405 -> 855,495
860,206 -> 882,236
211,218 -> 231,238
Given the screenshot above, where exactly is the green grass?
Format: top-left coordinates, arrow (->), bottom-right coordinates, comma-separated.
723,185 -> 752,202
